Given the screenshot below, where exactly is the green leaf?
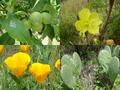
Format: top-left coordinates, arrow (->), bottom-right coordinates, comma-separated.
32,0 -> 48,12
53,25 -> 60,39
31,36 -> 42,45
61,65 -> 76,89
9,72 -> 21,84
29,0 -> 37,8
1,15 -> 33,44
43,4 -> 57,24
43,4 -> 56,16
0,33 -> 15,45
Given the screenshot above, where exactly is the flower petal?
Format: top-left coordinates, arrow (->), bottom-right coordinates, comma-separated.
55,59 -> 61,70
13,52 -> 30,65
75,20 -> 88,33
29,63 -> 51,83
20,45 -> 30,53
89,12 -> 102,25
78,8 -> 91,21
4,52 -> 31,77
0,45 -> 4,54
88,25 -> 100,35
5,56 -> 17,70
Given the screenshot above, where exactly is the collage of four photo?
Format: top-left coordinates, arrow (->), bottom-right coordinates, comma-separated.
0,0 -> 120,90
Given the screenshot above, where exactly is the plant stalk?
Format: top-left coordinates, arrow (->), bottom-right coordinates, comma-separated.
100,0 -> 115,41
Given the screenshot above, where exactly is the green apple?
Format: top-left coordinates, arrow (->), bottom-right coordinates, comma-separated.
31,23 -> 43,32
41,12 -> 52,24
29,12 -> 42,26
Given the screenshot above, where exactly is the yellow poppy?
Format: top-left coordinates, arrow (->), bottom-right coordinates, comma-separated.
20,45 -> 30,53
4,52 -> 31,77
0,45 -> 4,54
75,8 -> 102,37
29,63 -> 51,83
55,59 -> 61,70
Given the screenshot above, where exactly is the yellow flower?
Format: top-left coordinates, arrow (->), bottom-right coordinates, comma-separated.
104,39 -> 114,45
75,8 -> 102,37
4,52 -> 31,77
29,63 -> 51,83
55,59 -> 61,70
20,45 -> 30,53
0,45 -> 4,54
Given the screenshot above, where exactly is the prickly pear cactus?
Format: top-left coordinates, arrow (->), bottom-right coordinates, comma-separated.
98,46 -> 120,84
108,57 -> 119,83
61,65 -> 76,89
113,45 -> 120,57
98,46 -> 112,72
60,52 -> 82,89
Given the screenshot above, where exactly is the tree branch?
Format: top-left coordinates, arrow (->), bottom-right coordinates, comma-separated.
100,0 -> 115,41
